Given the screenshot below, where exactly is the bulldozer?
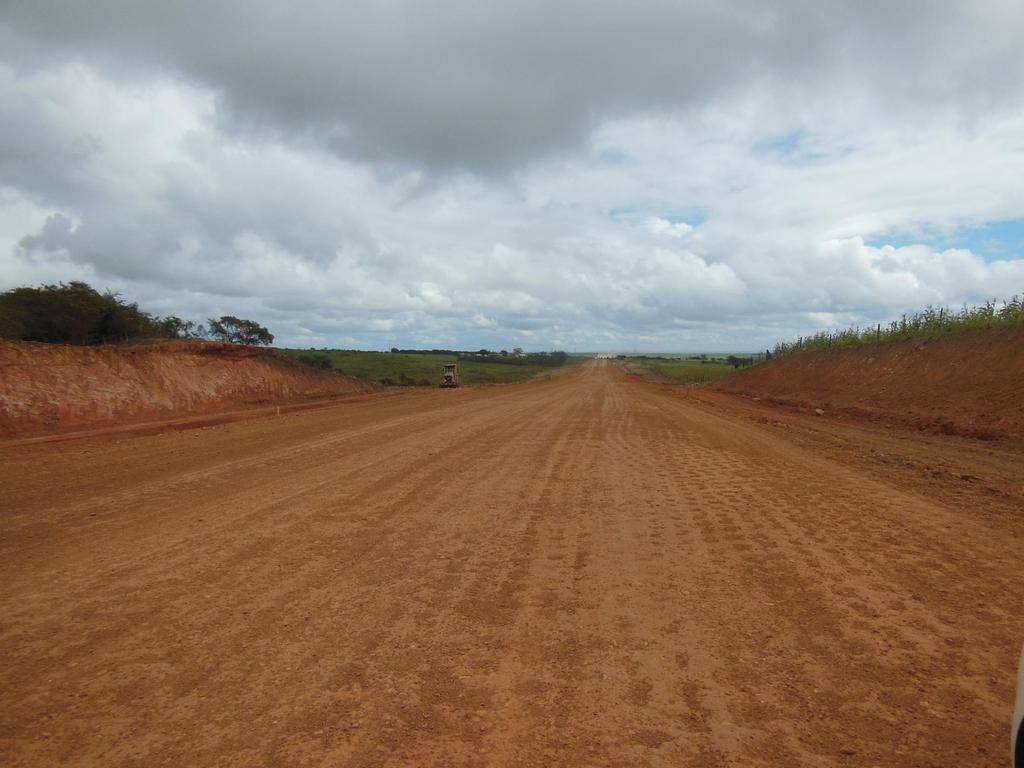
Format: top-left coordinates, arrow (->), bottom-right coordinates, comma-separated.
440,363 -> 460,389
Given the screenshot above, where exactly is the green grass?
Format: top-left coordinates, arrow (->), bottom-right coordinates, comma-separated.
630,357 -> 736,384
278,349 -> 569,386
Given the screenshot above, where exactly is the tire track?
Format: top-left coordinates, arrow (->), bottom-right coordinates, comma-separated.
2,360 -> 1021,767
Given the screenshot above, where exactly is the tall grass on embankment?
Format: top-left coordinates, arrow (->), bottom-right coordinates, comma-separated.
774,295 -> 1023,356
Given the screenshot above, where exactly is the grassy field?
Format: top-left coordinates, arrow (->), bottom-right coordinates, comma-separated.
278,349 -> 569,386
624,356 -> 738,385
650,359 -> 736,384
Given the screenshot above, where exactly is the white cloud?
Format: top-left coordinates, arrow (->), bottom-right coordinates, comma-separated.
647,217 -> 694,238
1,4 -> 1023,350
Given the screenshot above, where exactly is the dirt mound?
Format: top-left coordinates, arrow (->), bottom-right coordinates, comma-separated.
713,326 -> 1024,438
0,340 -> 380,438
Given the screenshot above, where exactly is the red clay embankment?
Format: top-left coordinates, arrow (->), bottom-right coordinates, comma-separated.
713,326 -> 1024,438
0,340 -> 379,439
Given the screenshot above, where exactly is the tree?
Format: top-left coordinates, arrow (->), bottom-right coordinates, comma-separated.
207,315 -> 274,345
159,316 -> 210,339
0,281 -> 164,345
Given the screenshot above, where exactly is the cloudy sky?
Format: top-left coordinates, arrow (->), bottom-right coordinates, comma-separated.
2,1 -> 1023,351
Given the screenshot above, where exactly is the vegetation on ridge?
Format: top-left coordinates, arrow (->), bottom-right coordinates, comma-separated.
0,281 -> 273,346
773,295 -> 1023,356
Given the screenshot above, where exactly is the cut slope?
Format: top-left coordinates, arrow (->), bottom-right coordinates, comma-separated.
0,340 -> 380,438
713,326 -> 1024,438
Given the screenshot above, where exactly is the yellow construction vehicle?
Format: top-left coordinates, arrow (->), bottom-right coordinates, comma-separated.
440,363 -> 460,388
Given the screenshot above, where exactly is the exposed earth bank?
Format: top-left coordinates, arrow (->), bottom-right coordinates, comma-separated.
713,326 -> 1024,438
0,340 -> 379,438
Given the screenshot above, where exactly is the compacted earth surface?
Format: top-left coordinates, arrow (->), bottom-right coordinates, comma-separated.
1,360 -> 1021,767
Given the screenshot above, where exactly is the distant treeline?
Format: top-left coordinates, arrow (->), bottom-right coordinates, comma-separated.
390,347 -> 570,367
619,353 -> 758,368
0,281 -> 273,346
390,348 -> 463,355
774,295 -> 1024,356
459,350 -> 569,367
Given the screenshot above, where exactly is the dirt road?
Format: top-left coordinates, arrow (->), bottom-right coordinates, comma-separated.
2,360 -> 1021,767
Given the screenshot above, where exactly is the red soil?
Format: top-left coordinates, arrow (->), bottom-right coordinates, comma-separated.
2,361 -> 1020,766
713,326 -> 1024,438
0,340 -> 379,439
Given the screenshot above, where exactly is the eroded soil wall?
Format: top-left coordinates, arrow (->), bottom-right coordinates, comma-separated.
713,326 -> 1024,437
0,340 -> 378,437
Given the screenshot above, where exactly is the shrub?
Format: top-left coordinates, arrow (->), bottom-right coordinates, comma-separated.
296,353 -> 333,370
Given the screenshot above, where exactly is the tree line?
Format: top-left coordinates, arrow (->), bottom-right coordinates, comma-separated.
389,347 -> 569,367
457,350 -> 569,367
0,282 -> 273,346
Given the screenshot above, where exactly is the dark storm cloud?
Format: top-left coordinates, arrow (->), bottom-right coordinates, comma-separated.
4,0 -> 1022,172
0,81 -> 101,205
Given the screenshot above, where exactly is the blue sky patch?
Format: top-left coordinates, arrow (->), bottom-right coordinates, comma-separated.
867,219 -> 1024,262
752,131 -> 802,157
598,148 -> 628,164
658,209 -> 708,227
751,131 -> 855,166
